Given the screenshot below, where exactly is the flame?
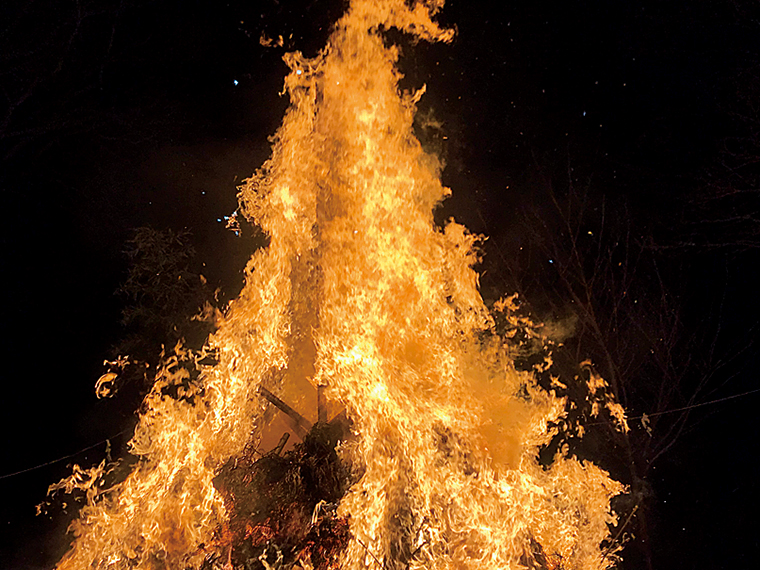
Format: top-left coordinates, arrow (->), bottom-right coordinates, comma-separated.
54,1 -> 623,569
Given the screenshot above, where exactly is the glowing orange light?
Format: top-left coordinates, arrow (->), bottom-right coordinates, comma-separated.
54,2 -> 624,569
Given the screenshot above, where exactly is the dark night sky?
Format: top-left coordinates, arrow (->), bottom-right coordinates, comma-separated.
1,1 -> 759,568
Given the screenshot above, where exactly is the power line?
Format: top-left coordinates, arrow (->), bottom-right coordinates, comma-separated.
0,429 -> 130,481
640,386 -> 760,419
2,386 -> 759,480
586,386 -> 760,427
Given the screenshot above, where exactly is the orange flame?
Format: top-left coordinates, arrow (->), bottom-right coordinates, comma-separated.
55,1 -> 623,569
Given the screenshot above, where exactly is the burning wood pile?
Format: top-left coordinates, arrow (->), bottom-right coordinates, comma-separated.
51,1 -> 628,569
208,391 -> 355,570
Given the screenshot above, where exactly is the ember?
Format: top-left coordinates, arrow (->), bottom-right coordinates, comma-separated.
53,1 -> 626,569
209,404 -> 355,570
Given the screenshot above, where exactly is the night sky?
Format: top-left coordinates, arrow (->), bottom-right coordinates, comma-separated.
2,1 -> 759,568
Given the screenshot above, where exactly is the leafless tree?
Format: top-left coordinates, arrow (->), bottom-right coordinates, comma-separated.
479,162 -> 753,570
0,0 -> 175,166
659,3 -> 760,254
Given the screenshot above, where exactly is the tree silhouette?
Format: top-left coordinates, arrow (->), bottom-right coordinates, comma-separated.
100,226 -> 218,402
479,164 -> 752,570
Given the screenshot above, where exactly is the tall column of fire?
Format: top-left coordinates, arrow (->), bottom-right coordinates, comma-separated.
54,1 -> 624,569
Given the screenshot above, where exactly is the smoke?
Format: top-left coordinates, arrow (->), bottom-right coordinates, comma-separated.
540,311 -> 579,343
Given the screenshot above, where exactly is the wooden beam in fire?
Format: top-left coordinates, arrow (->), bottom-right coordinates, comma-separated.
258,386 -> 313,440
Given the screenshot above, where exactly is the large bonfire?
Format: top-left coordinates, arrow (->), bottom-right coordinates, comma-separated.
53,1 -> 625,569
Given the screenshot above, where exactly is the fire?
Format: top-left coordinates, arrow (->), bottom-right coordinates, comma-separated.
54,1 -> 624,569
